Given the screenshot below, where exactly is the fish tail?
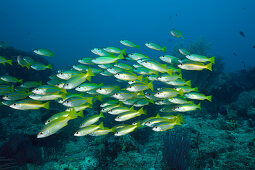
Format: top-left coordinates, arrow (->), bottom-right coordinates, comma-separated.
122,49 -> 127,55
26,64 -> 31,69
60,93 -> 66,99
138,107 -> 146,115
1,62 -> 6,66
86,76 -> 92,82
136,122 -> 142,128
77,110 -> 84,118
96,94 -> 103,102
62,89 -> 67,94
194,87 -> 199,92
99,122 -> 104,129
52,52 -> 55,57
19,79 -> 23,83
178,89 -> 184,96
198,103 -> 201,110
136,45 -> 140,49
43,101 -> 50,110
162,47 -> 167,52
148,81 -> 154,91
87,67 -> 95,77
111,127 -> 117,133
186,80 -> 191,86
100,111 -> 105,118
179,72 -> 183,79
177,114 -> 185,124
130,106 -> 135,111
166,69 -> 173,75
118,53 -> 125,60
137,75 -> 143,81
7,60 -> 12,65
98,83 -> 104,86
87,97 -> 93,105
207,95 -> 212,102
39,81 -> 42,86
149,99 -> 155,104
48,64 -> 52,69
206,63 -> 212,71
210,56 -> 215,64
68,108 -> 77,119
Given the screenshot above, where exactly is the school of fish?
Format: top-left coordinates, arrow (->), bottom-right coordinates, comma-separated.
0,30 -> 215,138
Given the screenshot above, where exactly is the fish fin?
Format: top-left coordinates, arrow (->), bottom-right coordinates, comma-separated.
10,85 -> 14,92
137,75 -> 143,81
136,122 -> 142,128
99,122 -> 104,129
48,64 -> 52,69
39,81 -> 42,86
167,69 -> 173,75
61,93 -> 66,99
198,103 -> 201,110
154,71 -> 159,76
136,45 -> 140,49
100,111 -> 105,118
87,67 -> 95,77
96,94 -> 103,102
210,56 -> 215,64
19,79 -> 23,83
87,97 -> 93,105
43,101 -> 50,110
62,89 -> 67,94
149,99 -> 154,104
177,114 -> 184,123
148,81 -> 154,91
7,60 -> 12,65
130,106 -> 134,111
207,95 -> 212,102
111,127 -> 117,133
186,80 -> 191,86
77,110 -> 84,118
178,89 -> 184,96
138,91 -> 144,96
86,76 -> 92,82
194,87 -> 199,92
206,63 -> 212,71
179,72 -> 183,79
122,49 -> 127,55
2,62 -> 6,66
99,83 -> 104,86
118,53 -> 125,60
68,108 -> 77,119
52,52 -> 55,57
162,47 -> 167,52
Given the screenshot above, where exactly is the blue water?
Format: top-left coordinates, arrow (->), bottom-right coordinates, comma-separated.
1,0 -> 255,72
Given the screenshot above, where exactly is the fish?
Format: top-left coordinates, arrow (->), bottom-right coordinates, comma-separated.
178,61 -> 212,71
103,47 -> 126,55
34,49 -> 54,57
120,40 -> 140,49
152,120 -> 182,131
101,103 -> 122,112
10,100 -> 50,110
158,73 -> 182,82
57,70 -> 81,80
91,48 -> 112,56
114,63 -> 133,70
74,122 -> 104,136
63,68 -> 95,89
186,54 -> 215,64
65,104 -> 92,112
179,48 -> 190,56
92,54 -> 125,64
0,85 -> 14,94
38,109 -> 80,138
100,100 -> 119,107
0,56 -> 12,65
31,63 -> 52,70
75,83 -> 103,92
96,85 -> 119,95
159,55 -> 178,64
45,110 -> 84,125
112,90 -> 136,100
89,127 -> 113,136
113,122 -> 142,136
29,93 -> 65,101
114,71 -> 143,81
172,103 -> 201,112
239,31 -> 246,38
21,81 -> 42,88
115,108 -> 146,121
80,112 -> 104,128
108,106 -> 134,115
170,29 -> 184,39
62,96 -> 93,107
168,97 -> 192,104
32,85 -> 66,95
23,57 -> 36,65
154,88 -> 182,99
184,92 -> 212,101
3,91 -> 31,100
128,53 -> 149,60
145,43 -> 166,52
72,65 -> 89,72
138,59 -> 172,75
1,75 -> 23,83
126,81 -> 154,92
78,58 -> 94,65
17,56 -> 31,69
165,79 -> 191,86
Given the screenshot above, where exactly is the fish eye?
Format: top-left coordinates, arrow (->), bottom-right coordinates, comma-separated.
115,132 -> 118,134
36,88 -> 39,91
13,103 -> 16,106
148,121 -> 151,124
117,116 -> 120,119
6,95 -> 8,97
39,132 -> 43,135
99,88 -> 102,90
117,73 -> 120,75
155,126 -> 158,129
60,72 -> 63,75
147,93 -> 151,96
75,132 -> 79,134
66,101 -> 69,103
66,83 -> 69,86
47,120 -> 50,123
156,92 -> 160,95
